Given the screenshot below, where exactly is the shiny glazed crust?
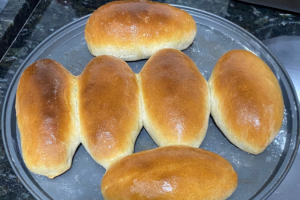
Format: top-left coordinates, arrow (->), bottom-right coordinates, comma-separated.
209,49 -> 284,154
101,145 -> 238,200
140,48 -> 210,147
78,55 -> 142,169
15,59 -> 80,178
84,0 -> 197,61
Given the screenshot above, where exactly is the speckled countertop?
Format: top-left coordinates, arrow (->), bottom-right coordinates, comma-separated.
0,0 -> 300,199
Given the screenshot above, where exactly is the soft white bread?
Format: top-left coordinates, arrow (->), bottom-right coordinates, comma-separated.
15,59 -> 80,178
84,0 -> 197,61
102,145 -> 238,200
209,50 -> 284,154
139,48 -> 210,147
78,55 -> 142,169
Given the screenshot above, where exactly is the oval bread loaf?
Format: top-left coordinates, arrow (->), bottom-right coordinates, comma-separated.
101,145 -> 238,200
140,48 -> 210,147
15,59 -> 80,178
209,49 -> 284,154
78,55 -> 142,169
85,0 -> 197,61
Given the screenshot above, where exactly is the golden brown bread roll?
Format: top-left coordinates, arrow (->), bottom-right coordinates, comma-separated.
85,0 -> 197,61
15,59 -> 80,178
78,55 -> 142,168
139,48 -> 210,147
209,49 -> 284,154
101,145 -> 238,200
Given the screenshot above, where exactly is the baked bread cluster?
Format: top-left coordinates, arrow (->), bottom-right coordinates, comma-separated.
16,48 -> 209,175
16,0 -> 284,199
17,56 -> 142,177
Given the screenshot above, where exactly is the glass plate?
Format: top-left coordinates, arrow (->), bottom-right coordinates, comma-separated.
2,5 -> 299,200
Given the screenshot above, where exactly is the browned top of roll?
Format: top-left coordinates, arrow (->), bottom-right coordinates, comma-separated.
78,55 -> 140,168
15,59 -> 78,178
85,0 -> 196,49
102,146 -> 238,200
209,49 -> 284,154
140,48 -> 210,147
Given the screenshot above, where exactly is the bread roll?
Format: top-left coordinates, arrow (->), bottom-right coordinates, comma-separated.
85,0 -> 197,61
78,55 -> 142,168
140,48 -> 210,147
15,59 -> 80,178
102,145 -> 238,200
209,50 -> 284,154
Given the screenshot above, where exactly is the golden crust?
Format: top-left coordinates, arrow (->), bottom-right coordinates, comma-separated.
85,0 -> 197,61
209,49 -> 284,154
15,59 -> 80,178
78,55 -> 142,168
140,48 -> 210,147
102,145 -> 238,200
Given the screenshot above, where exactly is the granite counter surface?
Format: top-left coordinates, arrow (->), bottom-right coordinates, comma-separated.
0,0 -> 300,199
